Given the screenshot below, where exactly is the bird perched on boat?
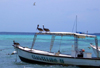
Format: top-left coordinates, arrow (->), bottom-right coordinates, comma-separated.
43,25 -> 50,32
37,24 -> 43,32
13,40 -> 20,45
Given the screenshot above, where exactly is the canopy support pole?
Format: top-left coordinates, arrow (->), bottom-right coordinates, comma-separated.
50,35 -> 55,52
74,35 -> 78,57
95,37 -> 99,58
31,34 -> 37,49
59,36 -> 63,52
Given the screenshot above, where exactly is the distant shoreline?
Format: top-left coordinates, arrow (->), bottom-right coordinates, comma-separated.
0,32 -> 35,35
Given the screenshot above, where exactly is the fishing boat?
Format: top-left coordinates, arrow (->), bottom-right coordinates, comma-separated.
13,32 -> 100,67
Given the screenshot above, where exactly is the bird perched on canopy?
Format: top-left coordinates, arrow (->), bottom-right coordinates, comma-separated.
37,24 -> 43,32
43,25 -> 50,32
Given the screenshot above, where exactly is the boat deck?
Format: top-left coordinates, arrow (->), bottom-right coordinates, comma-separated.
17,45 -> 71,57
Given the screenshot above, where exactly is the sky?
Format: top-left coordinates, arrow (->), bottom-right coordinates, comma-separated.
0,0 -> 100,33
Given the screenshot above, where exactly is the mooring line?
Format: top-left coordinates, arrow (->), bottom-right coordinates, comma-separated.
0,48 -> 12,51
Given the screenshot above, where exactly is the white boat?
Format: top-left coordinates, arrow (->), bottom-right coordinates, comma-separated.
13,32 -> 100,67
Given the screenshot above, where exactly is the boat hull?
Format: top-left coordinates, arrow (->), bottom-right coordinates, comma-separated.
19,56 -> 62,65
13,45 -> 100,67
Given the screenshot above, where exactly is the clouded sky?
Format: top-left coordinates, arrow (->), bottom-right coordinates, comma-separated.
0,0 -> 100,33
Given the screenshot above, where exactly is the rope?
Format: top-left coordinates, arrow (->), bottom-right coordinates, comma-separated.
72,17 -> 77,32
0,48 -> 12,51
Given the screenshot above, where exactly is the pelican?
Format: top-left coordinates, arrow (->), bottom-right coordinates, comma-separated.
13,40 -> 20,45
37,25 -> 43,32
43,25 -> 50,32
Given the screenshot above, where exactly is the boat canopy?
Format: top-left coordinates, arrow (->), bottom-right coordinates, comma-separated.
35,32 -> 96,38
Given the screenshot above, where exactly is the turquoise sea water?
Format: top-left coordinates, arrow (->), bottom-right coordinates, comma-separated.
0,32 -> 100,68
